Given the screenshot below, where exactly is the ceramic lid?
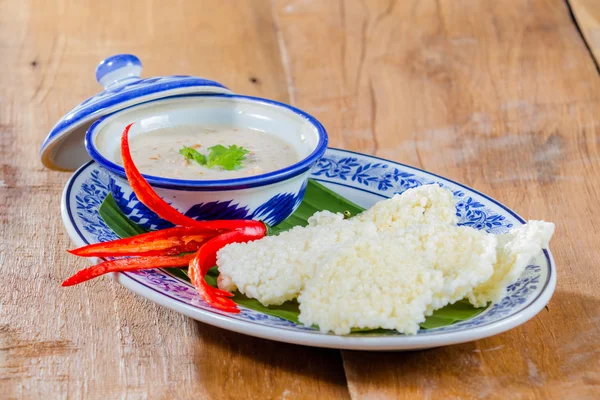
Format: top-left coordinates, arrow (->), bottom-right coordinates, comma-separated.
40,54 -> 232,171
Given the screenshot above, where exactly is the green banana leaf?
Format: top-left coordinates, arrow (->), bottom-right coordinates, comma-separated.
98,179 -> 487,331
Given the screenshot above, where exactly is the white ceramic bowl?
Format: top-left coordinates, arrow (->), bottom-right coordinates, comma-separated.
85,94 -> 328,229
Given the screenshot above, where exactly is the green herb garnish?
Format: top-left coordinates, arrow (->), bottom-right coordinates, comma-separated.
179,144 -> 249,171
98,179 -> 488,331
206,145 -> 249,170
179,146 -> 207,166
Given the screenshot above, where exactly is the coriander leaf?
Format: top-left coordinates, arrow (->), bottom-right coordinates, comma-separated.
206,144 -> 250,170
179,146 -> 207,166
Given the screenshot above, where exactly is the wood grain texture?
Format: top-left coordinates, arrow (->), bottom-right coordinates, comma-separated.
0,1 -> 349,399
569,0 -> 600,66
272,0 -> 600,398
2,0 -> 600,398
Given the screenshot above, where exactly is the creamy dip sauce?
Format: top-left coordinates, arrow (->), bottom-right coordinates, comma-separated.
115,126 -> 300,180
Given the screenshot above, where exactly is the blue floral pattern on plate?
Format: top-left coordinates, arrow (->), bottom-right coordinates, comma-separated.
312,155 -> 514,234
67,149 -> 551,336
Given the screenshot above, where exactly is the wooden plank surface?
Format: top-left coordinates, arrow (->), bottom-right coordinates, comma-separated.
0,1 -> 349,399
569,0 -> 600,65
272,0 -> 600,398
1,0 -> 599,399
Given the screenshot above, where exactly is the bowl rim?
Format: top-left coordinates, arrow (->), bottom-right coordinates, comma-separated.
85,93 -> 328,191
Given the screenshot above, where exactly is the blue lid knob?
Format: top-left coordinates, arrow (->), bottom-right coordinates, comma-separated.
95,54 -> 142,89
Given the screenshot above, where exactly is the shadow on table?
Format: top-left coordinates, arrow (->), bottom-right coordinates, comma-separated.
189,290 -> 599,397
192,320 -> 349,398
339,290 -> 600,397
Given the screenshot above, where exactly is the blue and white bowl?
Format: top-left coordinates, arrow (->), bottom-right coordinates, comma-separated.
85,94 -> 328,229
39,54 -> 328,228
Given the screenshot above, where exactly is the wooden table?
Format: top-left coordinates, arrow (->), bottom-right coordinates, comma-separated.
2,0 -> 599,398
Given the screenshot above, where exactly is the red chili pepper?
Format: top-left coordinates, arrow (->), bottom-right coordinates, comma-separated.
121,123 -> 206,227
189,224 -> 267,313
61,254 -> 196,287
121,123 -> 267,233
68,226 -> 219,257
62,124 -> 270,304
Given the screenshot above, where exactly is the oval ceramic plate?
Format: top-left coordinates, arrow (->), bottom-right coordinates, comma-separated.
61,148 -> 555,351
